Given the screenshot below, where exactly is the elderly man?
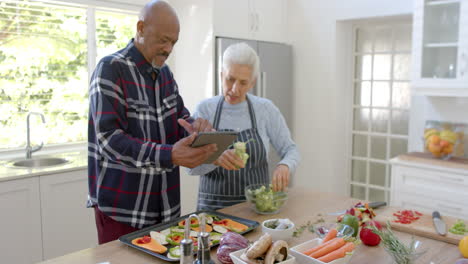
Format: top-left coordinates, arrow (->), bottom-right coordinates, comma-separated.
87,0 -> 216,244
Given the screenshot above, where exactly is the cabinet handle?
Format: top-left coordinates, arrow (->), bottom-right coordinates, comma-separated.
440,175 -> 463,183
261,72 -> 267,97
438,204 -> 462,212
255,13 -> 259,32
249,13 -> 254,32
461,52 -> 467,77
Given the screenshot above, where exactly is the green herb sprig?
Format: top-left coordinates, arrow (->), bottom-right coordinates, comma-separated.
369,221 -> 422,264
292,216 -> 325,238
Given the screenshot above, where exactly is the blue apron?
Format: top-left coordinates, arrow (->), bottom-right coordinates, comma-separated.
197,96 -> 269,211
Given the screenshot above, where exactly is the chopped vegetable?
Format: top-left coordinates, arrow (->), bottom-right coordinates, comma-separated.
393,210 -> 422,224
245,184 -> 287,213
449,220 -> 468,235
336,202 -> 377,226
264,218 -> 293,230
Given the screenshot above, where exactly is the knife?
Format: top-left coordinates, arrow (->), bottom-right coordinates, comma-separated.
327,201 -> 387,216
432,211 -> 447,236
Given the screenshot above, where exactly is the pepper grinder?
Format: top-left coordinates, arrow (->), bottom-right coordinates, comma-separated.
180,214 -> 199,264
194,213 -> 214,264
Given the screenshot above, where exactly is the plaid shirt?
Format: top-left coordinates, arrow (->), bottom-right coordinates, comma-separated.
87,40 -> 189,229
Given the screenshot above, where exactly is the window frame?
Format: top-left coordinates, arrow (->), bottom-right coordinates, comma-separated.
0,0 -> 139,159
346,17 -> 413,203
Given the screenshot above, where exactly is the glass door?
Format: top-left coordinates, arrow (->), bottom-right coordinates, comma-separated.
421,0 -> 461,79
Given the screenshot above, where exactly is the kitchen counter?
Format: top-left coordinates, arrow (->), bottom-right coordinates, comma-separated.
36,187 -> 462,264
392,152 -> 468,172
0,151 -> 87,182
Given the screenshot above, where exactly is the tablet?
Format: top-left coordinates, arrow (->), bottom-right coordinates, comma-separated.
191,131 -> 239,164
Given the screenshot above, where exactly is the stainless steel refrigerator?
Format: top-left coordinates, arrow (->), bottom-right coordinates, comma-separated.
215,37 -> 293,183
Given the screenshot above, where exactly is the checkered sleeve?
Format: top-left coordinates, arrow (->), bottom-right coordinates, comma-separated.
89,59 -> 174,169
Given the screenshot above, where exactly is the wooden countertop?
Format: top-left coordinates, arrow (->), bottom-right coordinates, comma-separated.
37,187 -> 462,264
393,152 -> 468,172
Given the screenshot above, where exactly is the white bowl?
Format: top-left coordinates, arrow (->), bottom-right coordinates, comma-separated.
230,248 -> 296,264
290,238 -> 353,264
262,219 -> 295,242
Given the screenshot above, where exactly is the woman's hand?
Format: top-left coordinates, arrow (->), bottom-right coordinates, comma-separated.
213,149 -> 245,170
272,164 -> 290,192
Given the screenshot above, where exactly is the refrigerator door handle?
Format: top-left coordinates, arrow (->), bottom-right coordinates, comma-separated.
261,71 -> 267,97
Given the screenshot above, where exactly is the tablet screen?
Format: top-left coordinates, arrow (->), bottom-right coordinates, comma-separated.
191,131 -> 239,164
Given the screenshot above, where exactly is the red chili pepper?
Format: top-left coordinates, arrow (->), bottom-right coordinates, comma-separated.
393,210 -> 423,224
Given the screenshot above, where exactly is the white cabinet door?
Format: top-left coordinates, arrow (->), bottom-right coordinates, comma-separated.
390,161 -> 468,219
213,0 -> 287,42
411,0 -> 468,96
252,0 -> 287,42
213,0 -> 251,39
40,170 -> 97,260
0,177 -> 42,264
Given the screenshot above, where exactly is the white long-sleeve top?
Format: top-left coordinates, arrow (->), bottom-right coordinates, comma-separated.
188,95 -> 300,176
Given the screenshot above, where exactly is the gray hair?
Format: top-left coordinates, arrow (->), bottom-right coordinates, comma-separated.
222,42 -> 259,81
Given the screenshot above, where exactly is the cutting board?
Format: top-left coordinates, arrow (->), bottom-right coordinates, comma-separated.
374,206 -> 466,245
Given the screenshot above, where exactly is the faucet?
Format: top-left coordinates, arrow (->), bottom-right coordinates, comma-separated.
26,112 -> 45,159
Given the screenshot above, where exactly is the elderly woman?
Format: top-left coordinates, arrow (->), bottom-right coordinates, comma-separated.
188,42 -> 300,211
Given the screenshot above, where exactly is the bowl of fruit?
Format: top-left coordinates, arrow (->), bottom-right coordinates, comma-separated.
424,128 -> 459,160
245,184 -> 288,215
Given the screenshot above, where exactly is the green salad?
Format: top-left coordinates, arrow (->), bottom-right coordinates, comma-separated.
246,184 -> 287,213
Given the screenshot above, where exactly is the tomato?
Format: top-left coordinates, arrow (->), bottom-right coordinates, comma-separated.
460,236 -> 468,258
359,220 -> 382,246
136,235 -> 151,244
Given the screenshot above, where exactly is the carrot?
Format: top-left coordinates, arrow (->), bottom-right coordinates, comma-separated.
322,228 -> 338,243
302,237 -> 339,256
309,238 -> 346,259
317,242 -> 355,263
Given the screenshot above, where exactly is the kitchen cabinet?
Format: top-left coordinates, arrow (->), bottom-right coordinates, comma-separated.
0,177 -> 43,264
390,153 -> 468,219
0,168 -> 96,263
213,0 -> 287,43
40,170 -> 97,260
411,0 -> 468,96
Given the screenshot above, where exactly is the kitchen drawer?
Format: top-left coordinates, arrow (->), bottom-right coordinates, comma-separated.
392,165 -> 468,196
391,191 -> 468,220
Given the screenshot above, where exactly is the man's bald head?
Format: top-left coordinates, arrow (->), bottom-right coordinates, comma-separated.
134,0 -> 180,68
138,0 -> 179,25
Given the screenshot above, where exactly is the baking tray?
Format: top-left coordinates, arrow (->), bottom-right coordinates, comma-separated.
119,210 -> 259,262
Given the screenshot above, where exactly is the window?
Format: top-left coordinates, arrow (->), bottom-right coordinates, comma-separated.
0,0 -> 136,150
349,21 -> 412,202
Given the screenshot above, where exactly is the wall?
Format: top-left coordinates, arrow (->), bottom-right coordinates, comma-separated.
287,0 -> 413,194
170,0 -> 214,214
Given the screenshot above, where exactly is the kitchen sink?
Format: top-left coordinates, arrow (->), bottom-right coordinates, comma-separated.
9,157 -> 69,168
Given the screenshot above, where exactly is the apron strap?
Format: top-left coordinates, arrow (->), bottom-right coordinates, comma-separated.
213,95 -> 257,130
212,96 -> 225,130
246,95 -> 257,130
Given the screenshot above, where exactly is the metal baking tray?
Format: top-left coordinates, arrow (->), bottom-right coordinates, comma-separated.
119,210 -> 259,262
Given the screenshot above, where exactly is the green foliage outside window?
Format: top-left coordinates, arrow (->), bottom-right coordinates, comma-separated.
0,1 -> 135,149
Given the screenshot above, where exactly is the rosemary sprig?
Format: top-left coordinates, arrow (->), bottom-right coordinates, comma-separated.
369,221 -> 419,264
